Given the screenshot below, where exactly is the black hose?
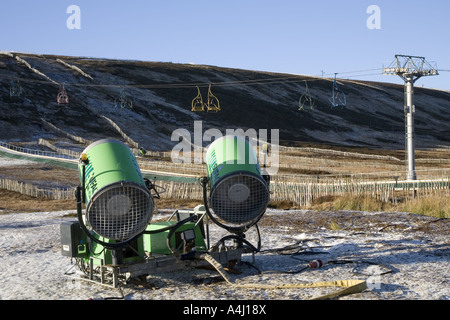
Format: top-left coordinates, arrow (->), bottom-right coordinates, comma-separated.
165,214 -> 199,254
143,214 -> 198,234
201,176 -> 261,252
212,233 -> 260,253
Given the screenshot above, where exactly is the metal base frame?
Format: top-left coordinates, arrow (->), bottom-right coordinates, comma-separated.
68,246 -> 251,288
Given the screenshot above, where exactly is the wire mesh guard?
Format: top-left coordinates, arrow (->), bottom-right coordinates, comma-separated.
209,173 -> 269,229
86,182 -> 153,241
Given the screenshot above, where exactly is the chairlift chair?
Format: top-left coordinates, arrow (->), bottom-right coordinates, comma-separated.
114,87 -> 133,109
191,86 -> 205,111
329,73 -> 346,108
57,84 -> 69,105
10,80 -> 23,97
206,84 -> 220,112
298,81 -> 314,111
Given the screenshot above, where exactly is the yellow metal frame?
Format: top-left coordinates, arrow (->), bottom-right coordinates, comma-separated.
206,84 -> 220,112
191,84 -> 220,112
191,86 -> 205,111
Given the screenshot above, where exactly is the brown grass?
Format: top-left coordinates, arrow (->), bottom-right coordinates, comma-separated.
1,188 -> 448,222
267,193 -> 449,219
267,200 -> 300,210
0,164 -> 78,187
0,189 -> 204,214
0,189 -> 76,213
393,195 -> 450,219
306,194 -> 449,219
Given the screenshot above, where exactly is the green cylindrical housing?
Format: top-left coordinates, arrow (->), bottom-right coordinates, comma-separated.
205,136 -> 261,188
79,139 -> 144,203
205,136 -> 269,230
79,139 -> 153,241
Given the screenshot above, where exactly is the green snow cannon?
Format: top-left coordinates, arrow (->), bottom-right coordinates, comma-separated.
204,135 -> 270,231
79,139 -> 154,242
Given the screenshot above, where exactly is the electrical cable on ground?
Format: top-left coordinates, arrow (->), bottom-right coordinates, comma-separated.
201,253 -> 368,300
198,237 -> 397,299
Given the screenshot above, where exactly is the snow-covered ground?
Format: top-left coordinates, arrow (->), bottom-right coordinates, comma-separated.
0,208 -> 448,301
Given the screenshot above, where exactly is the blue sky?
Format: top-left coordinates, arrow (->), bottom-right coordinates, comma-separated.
1,0 -> 449,90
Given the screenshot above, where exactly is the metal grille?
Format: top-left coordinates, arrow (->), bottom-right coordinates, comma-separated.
209,173 -> 269,229
86,182 -> 153,241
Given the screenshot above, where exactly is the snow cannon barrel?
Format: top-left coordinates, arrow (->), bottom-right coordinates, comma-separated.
205,135 -> 270,230
79,139 -> 154,241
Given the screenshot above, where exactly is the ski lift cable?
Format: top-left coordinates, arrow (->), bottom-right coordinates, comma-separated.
0,72 -> 415,91
0,66 -> 443,90
0,73 -> 306,88
322,68 -> 382,77
0,64 -> 380,87
0,64 -> 383,87
337,72 -> 385,79
0,73 -> 379,89
0,73 -> 322,89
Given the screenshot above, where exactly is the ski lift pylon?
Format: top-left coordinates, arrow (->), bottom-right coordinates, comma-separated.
57,83 -> 69,105
329,73 -> 346,108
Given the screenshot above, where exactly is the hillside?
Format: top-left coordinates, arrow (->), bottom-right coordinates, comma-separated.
1,51 -> 449,152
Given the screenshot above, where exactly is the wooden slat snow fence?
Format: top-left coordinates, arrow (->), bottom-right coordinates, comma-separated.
0,178 -> 76,200
1,174 -> 448,203
1,141 -> 449,204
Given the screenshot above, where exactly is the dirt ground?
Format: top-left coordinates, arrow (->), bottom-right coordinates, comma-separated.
1,207 -> 448,302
